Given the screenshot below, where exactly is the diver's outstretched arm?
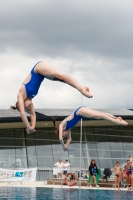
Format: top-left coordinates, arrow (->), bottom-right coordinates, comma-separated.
17,94 -> 30,128
58,120 -> 68,151
17,94 -> 35,134
65,130 -> 72,147
29,103 -> 36,130
59,122 -> 67,150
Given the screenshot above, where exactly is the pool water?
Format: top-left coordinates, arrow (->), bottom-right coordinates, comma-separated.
0,187 -> 133,200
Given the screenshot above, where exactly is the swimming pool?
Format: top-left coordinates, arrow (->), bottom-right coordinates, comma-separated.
0,187 -> 133,200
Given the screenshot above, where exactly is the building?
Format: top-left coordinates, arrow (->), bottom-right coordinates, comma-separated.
0,108 -> 133,180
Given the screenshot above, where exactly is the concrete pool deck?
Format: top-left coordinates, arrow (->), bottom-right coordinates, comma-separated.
0,181 -> 132,191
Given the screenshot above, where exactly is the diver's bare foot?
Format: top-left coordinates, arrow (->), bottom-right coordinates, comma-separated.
81,86 -> 93,98
115,117 -> 128,126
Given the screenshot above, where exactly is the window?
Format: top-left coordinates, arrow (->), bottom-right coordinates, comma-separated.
37,157 -> 53,168
35,140 -> 52,157
109,136 -> 123,150
0,139 -> 15,146
86,135 -> 96,150
34,129 -> 50,140
98,159 -> 113,169
111,151 -> 124,159
15,156 -> 27,168
95,136 -> 110,150
26,139 -> 36,156
97,150 -> 111,159
15,129 -> 24,138
69,158 -> 85,168
28,156 -> 37,168
52,143 -> 68,158
0,126 -> 132,170
121,137 -> 133,151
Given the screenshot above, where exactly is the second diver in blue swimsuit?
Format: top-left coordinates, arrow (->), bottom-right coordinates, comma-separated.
52,106 -> 128,151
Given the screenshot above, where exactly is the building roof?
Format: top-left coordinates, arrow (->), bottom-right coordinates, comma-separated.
0,108 -> 133,123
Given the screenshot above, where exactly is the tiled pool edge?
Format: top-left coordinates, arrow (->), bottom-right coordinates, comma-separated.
0,182 -> 131,191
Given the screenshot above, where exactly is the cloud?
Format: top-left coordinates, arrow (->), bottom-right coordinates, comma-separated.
0,0 -> 133,58
0,51 -> 132,109
0,0 -> 132,110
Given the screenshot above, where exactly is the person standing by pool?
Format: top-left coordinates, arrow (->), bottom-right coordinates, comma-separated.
112,161 -> 122,190
128,156 -> 133,163
11,61 -> 93,134
124,160 -> 132,190
88,160 -> 99,188
130,163 -> 133,191
63,159 -> 70,175
52,106 -> 128,150
54,159 -> 64,178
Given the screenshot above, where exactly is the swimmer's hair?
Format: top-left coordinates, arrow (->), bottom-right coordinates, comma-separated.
116,161 -> 120,164
11,105 -> 17,110
127,160 -> 130,162
89,159 -> 96,167
51,116 -> 59,136
129,156 -> 131,157
11,102 -> 19,111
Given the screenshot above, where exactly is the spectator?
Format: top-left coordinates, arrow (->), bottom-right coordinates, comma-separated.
128,156 -> 133,163
112,161 -> 122,190
88,159 -> 99,188
63,160 -> 70,175
130,163 -> 133,190
54,159 -> 64,178
124,160 -> 132,190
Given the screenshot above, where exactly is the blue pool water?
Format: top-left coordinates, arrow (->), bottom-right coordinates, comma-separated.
0,187 -> 133,200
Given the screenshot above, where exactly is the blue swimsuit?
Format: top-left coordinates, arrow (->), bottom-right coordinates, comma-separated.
24,62 -> 45,99
65,106 -> 85,130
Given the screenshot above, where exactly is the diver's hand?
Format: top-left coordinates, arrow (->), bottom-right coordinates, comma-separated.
81,86 -> 93,98
26,127 -> 36,134
63,146 -> 68,151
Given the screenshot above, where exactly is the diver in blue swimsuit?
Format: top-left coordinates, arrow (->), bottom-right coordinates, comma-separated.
52,107 -> 128,150
11,61 -> 93,134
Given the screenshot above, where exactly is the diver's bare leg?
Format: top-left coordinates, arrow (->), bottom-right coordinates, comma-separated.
36,62 -> 93,98
78,107 -> 128,126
